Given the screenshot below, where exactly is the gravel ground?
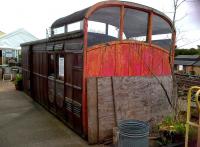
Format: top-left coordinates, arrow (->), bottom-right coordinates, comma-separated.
0,81 -> 101,147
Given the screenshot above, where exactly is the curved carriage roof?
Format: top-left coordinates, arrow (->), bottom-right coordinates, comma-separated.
51,1 -> 173,29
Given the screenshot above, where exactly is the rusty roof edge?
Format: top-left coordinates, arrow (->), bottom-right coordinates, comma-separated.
51,1 -> 174,30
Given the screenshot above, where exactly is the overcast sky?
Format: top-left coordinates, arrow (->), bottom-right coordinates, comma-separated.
0,0 -> 199,48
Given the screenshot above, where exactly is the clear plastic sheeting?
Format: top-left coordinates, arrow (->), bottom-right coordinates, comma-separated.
53,26 -> 65,35
152,15 -> 172,50
88,21 -> 106,34
50,2 -> 174,51
88,7 -> 120,46
67,21 -> 83,32
124,8 -> 148,41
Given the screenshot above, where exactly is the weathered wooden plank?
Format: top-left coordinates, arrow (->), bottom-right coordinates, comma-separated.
97,77 -> 115,142
86,76 -> 173,143
87,77 -> 98,144
115,76 -> 172,126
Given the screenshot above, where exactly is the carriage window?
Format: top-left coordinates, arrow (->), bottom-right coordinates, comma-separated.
53,26 -> 65,35
88,7 -> 120,46
108,25 -> 119,38
67,21 -> 83,32
48,54 -> 55,77
57,55 -> 64,80
152,15 -> 172,50
123,8 -> 148,42
88,21 -> 106,34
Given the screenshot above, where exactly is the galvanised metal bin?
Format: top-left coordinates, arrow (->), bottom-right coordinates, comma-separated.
118,120 -> 149,147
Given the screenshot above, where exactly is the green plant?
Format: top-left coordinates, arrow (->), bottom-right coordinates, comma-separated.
15,74 -> 23,85
157,116 -> 186,145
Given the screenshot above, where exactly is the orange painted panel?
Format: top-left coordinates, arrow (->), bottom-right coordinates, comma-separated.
101,45 -> 116,76
131,43 -> 142,76
152,48 -> 163,76
162,52 -> 171,75
86,48 -> 102,77
115,44 -> 130,76
86,42 -> 171,78
141,45 -> 153,76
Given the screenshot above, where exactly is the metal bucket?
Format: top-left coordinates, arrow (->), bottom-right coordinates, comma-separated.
118,120 -> 149,147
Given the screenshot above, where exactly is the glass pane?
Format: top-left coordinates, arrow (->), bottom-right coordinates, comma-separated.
124,8 -> 148,42
108,24 -> 119,38
53,26 -> 65,35
88,7 -> 120,46
152,15 -> 172,50
88,21 -> 106,34
57,55 -> 64,80
67,21 -> 83,32
58,56 -> 64,77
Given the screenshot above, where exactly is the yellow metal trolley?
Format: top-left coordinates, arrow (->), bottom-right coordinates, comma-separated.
185,86 -> 200,147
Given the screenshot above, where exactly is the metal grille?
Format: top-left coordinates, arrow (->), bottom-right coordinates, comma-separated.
65,97 -> 72,111
73,101 -> 81,117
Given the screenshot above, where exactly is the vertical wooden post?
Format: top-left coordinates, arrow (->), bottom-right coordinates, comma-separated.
120,6 -> 124,41
147,12 -> 153,44
82,18 -> 88,137
87,77 -> 98,144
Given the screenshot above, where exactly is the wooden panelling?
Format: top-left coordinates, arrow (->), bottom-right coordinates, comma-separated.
56,80 -> 64,108
48,77 -> 56,111
87,76 -> 173,144
97,77 -> 115,142
56,80 -> 65,118
87,77 -> 98,144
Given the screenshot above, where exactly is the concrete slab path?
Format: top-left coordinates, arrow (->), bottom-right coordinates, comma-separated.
0,82 -> 100,147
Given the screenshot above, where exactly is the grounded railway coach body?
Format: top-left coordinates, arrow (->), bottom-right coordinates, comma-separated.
21,1 -> 176,143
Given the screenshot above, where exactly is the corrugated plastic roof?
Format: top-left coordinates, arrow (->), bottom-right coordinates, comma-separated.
0,28 -> 38,50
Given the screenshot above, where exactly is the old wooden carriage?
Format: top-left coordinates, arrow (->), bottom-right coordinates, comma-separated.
21,1 -> 176,144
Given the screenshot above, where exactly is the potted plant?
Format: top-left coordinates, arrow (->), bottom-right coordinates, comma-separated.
14,74 -> 23,90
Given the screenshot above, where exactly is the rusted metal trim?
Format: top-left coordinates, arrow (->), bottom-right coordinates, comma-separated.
85,1 -> 174,32
86,40 -> 170,54
82,18 -> 88,136
147,12 -> 153,44
120,6 -> 124,41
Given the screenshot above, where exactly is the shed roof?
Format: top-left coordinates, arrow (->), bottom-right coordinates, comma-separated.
51,1 -> 173,29
51,7 -> 89,28
174,60 -> 197,66
175,55 -> 200,59
193,61 -> 200,66
0,28 -> 38,50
